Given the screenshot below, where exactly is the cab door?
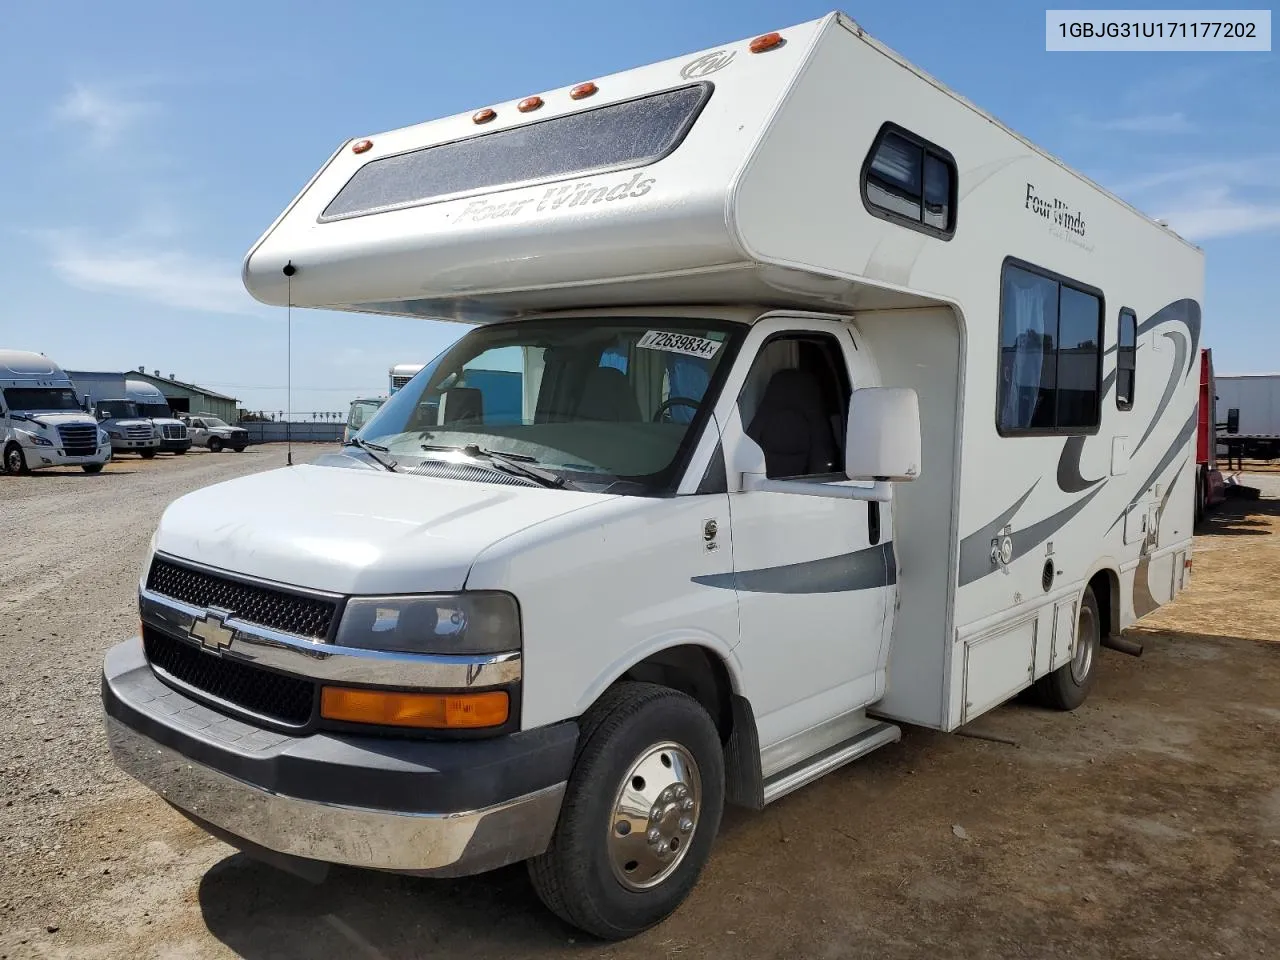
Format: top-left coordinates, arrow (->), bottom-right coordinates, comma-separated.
713,317 -> 895,770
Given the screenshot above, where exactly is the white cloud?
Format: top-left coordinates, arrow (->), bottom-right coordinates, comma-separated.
1155,187 -> 1280,241
53,83 -> 156,149
39,229 -> 260,317
1092,112 -> 1194,135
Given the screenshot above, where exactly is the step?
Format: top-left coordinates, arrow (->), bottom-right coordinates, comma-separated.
761,720 -> 902,805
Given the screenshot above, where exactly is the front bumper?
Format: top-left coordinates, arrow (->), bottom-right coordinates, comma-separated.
112,439 -> 160,450
102,638 -> 576,876
26,445 -> 111,467
159,438 -> 192,452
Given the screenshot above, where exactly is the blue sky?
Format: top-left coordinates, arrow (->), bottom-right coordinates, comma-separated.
0,1 -> 1276,415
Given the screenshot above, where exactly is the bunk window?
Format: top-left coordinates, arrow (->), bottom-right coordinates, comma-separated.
1117,308 -> 1137,410
321,83 -> 711,221
861,123 -> 957,239
997,260 -> 1104,435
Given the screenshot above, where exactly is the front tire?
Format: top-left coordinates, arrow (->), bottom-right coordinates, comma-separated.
1033,585 -> 1101,711
4,442 -> 29,475
208,437 -> 223,453
139,449 -> 157,459
82,463 -> 104,474
528,682 -> 724,940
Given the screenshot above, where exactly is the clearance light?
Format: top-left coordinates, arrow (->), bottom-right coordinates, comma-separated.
749,32 -> 784,53
569,82 -> 598,100
320,687 -> 510,729
351,139 -> 373,154
518,95 -> 544,113
473,108 -> 497,124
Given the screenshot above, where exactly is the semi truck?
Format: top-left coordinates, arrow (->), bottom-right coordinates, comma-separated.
126,379 -> 191,454
1,350 -> 112,474
93,399 -> 162,458
1214,371 -> 1280,463
103,12 -> 1204,939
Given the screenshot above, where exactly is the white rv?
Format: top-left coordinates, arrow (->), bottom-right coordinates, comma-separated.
1,350 -> 112,474
102,12 -> 1203,940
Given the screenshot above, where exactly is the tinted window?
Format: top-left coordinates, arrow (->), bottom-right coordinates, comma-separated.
2,388 -> 80,412
1117,308 -> 1137,410
998,262 -> 1103,434
862,123 -> 957,238
322,84 -> 711,221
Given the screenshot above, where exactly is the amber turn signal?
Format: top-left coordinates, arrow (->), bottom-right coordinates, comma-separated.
517,96 -> 543,113
320,687 -> 509,729
472,108 -> 497,124
351,139 -> 373,154
749,32 -> 784,53
569,82 -> 598,100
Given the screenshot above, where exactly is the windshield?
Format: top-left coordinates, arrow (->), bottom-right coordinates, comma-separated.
202,418 -> 230,429
359,317 -> 744,494
347,398 -> 385,429
98,400 -> 139,419
136,402 -> 172,418
3,387 -> 81,413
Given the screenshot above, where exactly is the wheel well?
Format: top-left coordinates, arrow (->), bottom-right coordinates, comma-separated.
619,645 -> 733,742
1087,567 -> 1119,638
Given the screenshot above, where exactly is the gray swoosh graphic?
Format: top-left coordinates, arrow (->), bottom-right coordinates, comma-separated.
1057,435 -> 1104,494
1133,330 -> 1187,455
958,484 -> 1038,586
1009,484 -> 1105,559
692,541 -> 896,594
1107,409 -> 1198,533
1136,298 -> 1200,372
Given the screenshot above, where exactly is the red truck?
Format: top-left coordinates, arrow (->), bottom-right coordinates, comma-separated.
1196,347 -> 1227,521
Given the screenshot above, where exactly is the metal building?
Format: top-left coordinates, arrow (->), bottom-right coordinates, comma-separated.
125,368 -> 240,423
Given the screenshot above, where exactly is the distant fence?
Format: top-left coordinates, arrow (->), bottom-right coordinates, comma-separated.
241,421 -> 344,444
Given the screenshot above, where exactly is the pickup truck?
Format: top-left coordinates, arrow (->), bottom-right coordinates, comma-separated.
180,414 -> 248,453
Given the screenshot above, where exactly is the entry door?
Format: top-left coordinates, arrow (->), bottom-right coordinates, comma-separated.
719,319 -> 892,756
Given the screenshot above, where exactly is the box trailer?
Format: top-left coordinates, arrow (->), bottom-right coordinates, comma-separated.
102,12 -> 1204,939
1215,371 -> 1280,462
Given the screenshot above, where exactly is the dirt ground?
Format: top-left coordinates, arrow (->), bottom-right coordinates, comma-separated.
2,452 -> 1278,959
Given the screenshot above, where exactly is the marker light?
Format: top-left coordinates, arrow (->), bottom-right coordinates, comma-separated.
320,687 -> 510,729
473,108 -> 497,124
351,139 -> 373,154
569,82 -> 598,100
518,96 -> 543,113
749,32 -> 784,53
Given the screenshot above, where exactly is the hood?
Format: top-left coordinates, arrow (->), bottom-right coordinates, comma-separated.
151,417 -> 185,426
154,462 -> 614,594
106,418 -> 154,429
13,411 -> 98,429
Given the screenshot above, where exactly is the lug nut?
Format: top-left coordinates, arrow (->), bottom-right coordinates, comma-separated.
679,817 -> 694,833
681,798 -> 695,811
675,785 -> 688,799
647,828 -> 662,845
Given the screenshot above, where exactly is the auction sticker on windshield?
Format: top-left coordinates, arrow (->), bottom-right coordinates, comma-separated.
636,331 -> 721,360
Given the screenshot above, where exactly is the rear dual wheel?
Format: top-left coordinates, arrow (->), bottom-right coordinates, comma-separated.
528,682 -> 724,940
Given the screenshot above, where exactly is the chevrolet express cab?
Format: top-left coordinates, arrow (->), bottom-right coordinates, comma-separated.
102,12 -> 1203,940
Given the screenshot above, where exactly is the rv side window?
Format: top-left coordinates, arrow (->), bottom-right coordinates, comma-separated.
737,333 -> 851,480
998,261 -> 1103,435
861,123 -> 957,239
1117,308 -> 1137,410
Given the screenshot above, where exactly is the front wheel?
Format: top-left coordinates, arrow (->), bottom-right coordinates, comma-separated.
208,437 -> 223,453
82,463 -> 104,474
4,442 -> 29,475
139,449 -> 157,459
1033,585 -> 1101,711
231,445 -> 245,453
528,682 -> 724,940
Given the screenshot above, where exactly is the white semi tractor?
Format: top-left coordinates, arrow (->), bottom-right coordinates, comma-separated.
104,12 -> 1203,939
1,350 -> 112,474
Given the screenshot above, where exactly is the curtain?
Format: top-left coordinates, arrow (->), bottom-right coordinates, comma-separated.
1001,275 -> 1049,429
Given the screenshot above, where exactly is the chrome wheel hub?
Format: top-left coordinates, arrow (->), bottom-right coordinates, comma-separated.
607,741 -> 701,891
1072,604 -> 1096,684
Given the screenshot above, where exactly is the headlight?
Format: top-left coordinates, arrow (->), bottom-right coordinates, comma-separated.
15,430 -> 52,447
108,430 -> 122,439
335,592 -> 520,655
99,430 -> 110,445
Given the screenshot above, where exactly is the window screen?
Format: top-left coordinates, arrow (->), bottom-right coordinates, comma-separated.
321,84 -> 711,221
862,123 -> 957,238
998,261 -> 1103,434
1117,308 -> 1136,410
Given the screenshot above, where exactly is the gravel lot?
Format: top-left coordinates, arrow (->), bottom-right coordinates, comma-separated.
2,450 -> 1278,959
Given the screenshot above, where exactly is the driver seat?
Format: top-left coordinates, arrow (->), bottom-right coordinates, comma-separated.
746,367 -> 839,478
577,367 -> 642,422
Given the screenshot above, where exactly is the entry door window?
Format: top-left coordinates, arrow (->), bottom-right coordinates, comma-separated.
737,333 -> 851,479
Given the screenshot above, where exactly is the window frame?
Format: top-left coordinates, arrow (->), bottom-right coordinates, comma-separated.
995,256 -> 1105,438
859,121 -> 959,241
1116,307 -> 1137,411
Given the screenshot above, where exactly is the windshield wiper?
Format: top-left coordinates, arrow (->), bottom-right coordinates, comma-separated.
422,443 -> 577,490
344,437 -> 399,472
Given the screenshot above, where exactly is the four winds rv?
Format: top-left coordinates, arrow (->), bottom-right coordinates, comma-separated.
102,11 -> 1204,940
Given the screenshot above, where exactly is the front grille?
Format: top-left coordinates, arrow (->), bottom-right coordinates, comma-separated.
125,424 -> 152,440
162,424 -> 187,440
56,424 -> 98,456
146,558 -> 338,640
144,628 -> 315,726
392,376 -> 413,390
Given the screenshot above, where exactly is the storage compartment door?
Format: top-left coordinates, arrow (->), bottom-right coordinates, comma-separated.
962,617 -> 1038,724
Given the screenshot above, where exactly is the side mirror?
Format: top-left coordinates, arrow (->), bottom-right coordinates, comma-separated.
845,387 -> 922,482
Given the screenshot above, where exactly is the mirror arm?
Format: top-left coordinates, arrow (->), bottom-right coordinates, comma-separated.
741,473 -> 893,502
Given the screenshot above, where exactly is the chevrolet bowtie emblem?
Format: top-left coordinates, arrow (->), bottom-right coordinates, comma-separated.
189,609 -> 236,651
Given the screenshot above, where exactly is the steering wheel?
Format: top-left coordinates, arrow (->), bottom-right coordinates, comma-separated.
653,397 -> 702,422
